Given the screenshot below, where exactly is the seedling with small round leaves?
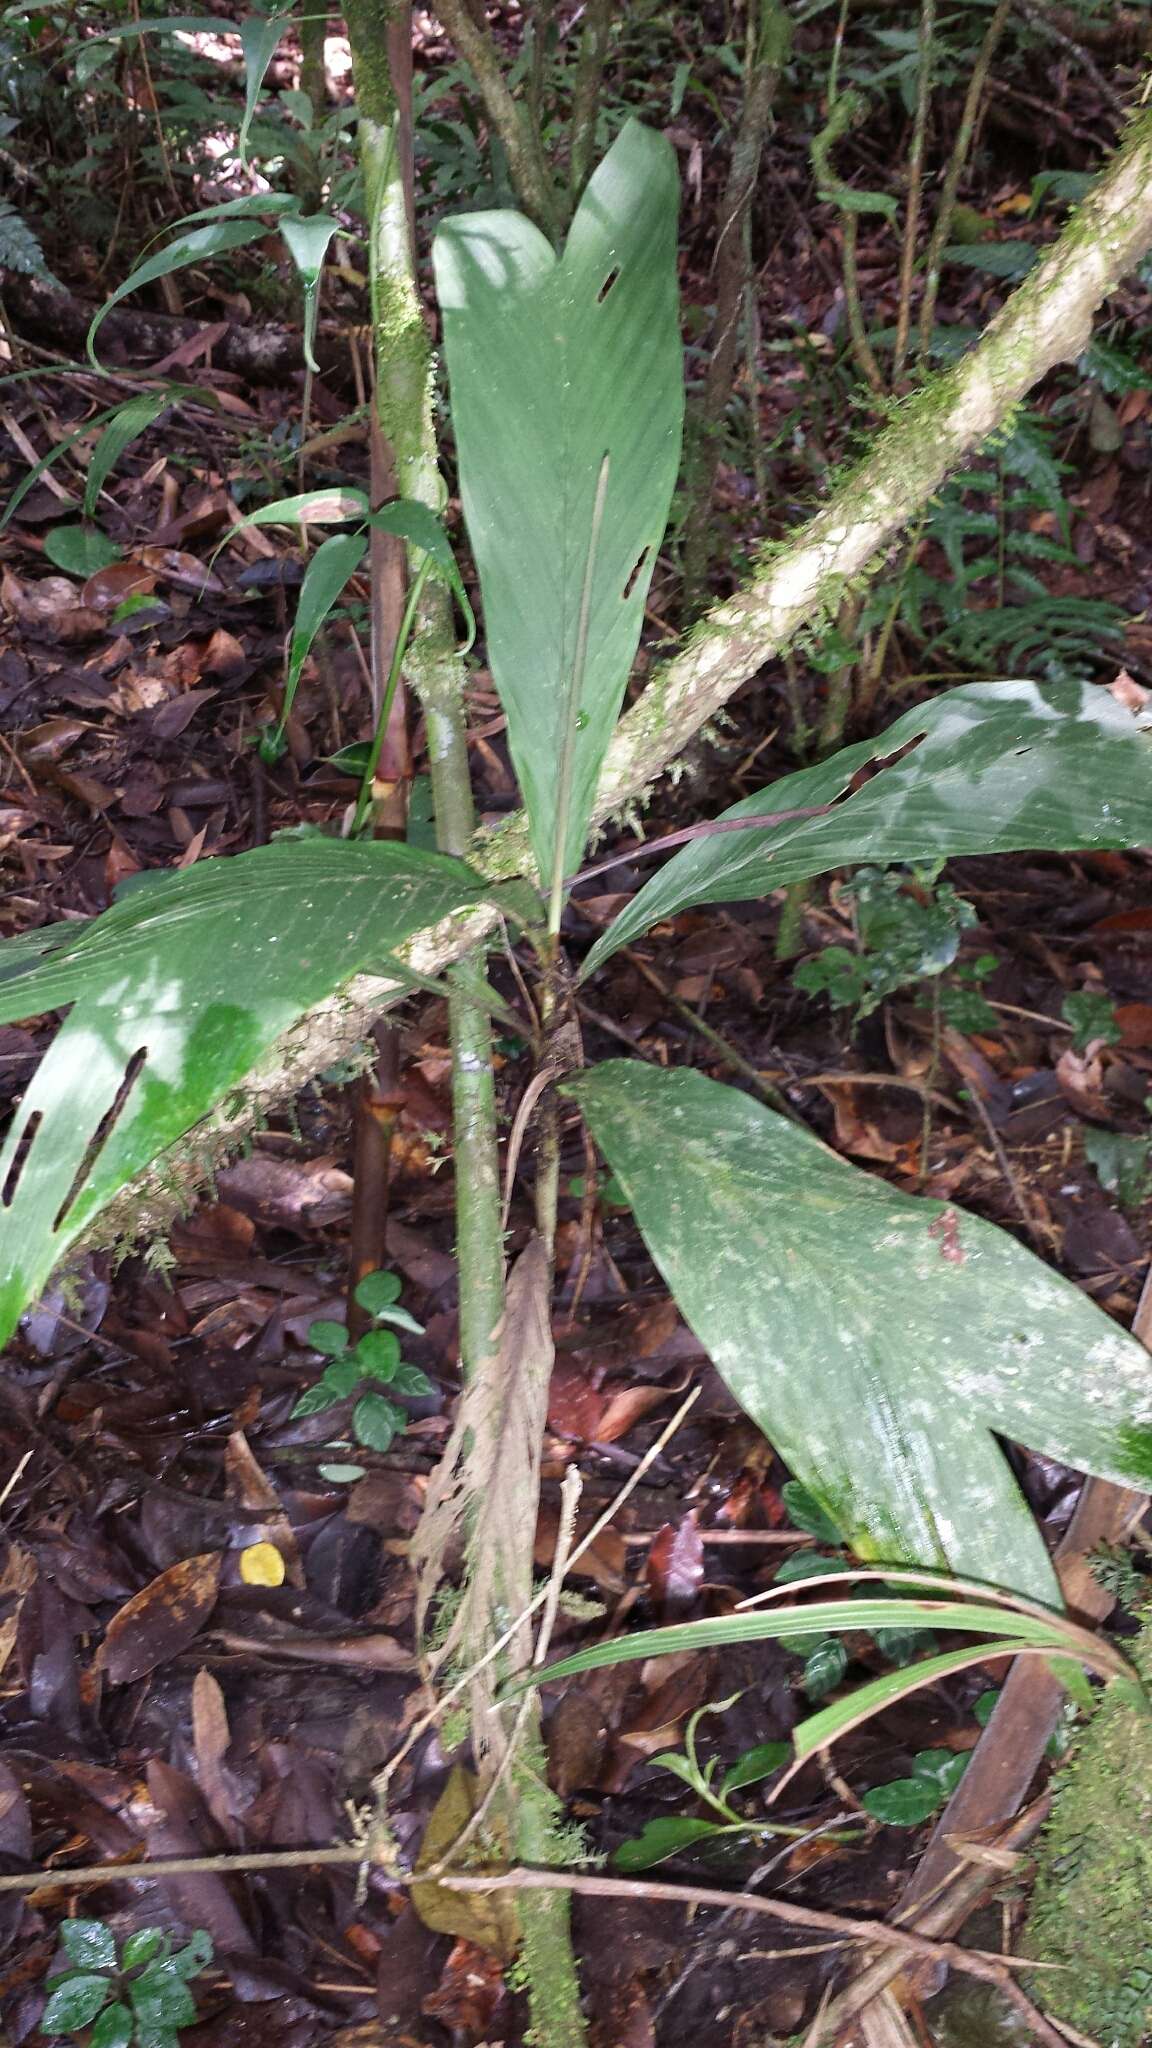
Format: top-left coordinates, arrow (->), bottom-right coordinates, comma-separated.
294,1268 -> 432,1479
40,1920 -> 211,2048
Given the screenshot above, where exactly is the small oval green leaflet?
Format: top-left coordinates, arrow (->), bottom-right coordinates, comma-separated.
566,1061 -> 1152,1601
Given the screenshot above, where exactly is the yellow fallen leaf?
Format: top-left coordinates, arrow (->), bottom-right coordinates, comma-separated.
239,1541 -> 285,1587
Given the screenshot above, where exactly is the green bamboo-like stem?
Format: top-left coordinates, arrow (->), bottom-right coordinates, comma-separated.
568,0 -> 612,203
346,7 -> 584,2034
891,0 -> 934,381
917,0 -> 1013,358
681,0 -> 791,605
432,0 -> 560,236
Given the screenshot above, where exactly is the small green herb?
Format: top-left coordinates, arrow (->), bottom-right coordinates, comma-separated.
294,1269 -> 431,1468
41,1921 -> 211,2047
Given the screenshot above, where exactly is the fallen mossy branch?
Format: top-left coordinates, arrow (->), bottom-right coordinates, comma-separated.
43,77 -> 1152,1274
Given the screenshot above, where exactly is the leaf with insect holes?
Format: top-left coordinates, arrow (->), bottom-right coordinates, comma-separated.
583,681 -> 1152,974
566,1062 -> 1152,1599
434,118 -> 682,888
0,839 -> 487,1347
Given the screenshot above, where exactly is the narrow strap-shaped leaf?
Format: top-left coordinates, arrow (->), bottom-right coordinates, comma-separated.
239,11 -> 292,163
86,221 -> 268,369
84,391 -> 171,518
283,531 -> 367,724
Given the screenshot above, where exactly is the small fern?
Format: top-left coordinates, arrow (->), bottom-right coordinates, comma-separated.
854,409 -> 1125,687
0,198 -> 54,282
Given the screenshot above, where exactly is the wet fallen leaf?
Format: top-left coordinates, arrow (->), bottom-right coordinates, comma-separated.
239,1542 -> 285,1587
411,1767 -> 519,1956
1114,1002 -> 1152,1048
96,1552 -> 222,1686
81,560 -> 156,610
646,1514 -> 704,1612
139,547 -> 225,595
421,1939 -> 507,2034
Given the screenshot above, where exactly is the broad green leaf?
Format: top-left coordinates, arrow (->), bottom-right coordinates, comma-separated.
567,1063 -> 1152,1599
801,1636 -> 847,1699
59,1921 -> 117,1972
42,525 -> 121,576
612,1817 -> 723,1871
434,118 -> 683,889
583,681 -> 1152,973
84,392 -> 170,518
42,1973 -> 112,2031
87,221 -> 267,368
0,839 -> 486,1346
307,1320 -> 350,1357
239,12 -> 291,162
861,1776 -> 945,1825
910,1747 -> 970,1797
279,211 -> 339,371
283,532 -> 366,726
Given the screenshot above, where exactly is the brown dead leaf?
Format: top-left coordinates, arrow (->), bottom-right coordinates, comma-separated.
411,1767 -> 519,1956
1114,1003 -> 1152,1049
646,1515 -> 704,1612
200,628 -> 247,678
1108,669 -> 1151,713
139,547 -> 225,596
421,1939 -> 507,2035
595,1378 -> 683,1445
191,1666 -> 239,1843
223,1429 -> 305,1588
81,560 -> 156,611
151,686 -> 218,739
96,1552 -> 221,1685
1055,1042 -> 1109,1118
